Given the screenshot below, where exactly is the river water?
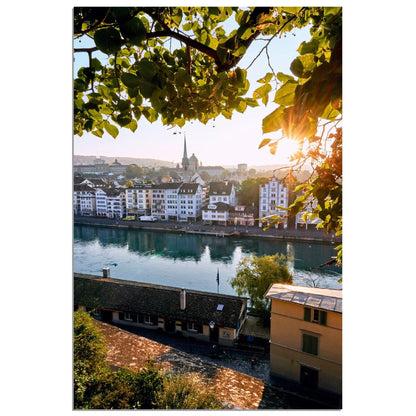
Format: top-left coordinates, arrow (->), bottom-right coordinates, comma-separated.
73,224 -> 342,295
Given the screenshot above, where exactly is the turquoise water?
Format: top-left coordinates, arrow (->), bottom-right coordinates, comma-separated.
73,224 -> 342,295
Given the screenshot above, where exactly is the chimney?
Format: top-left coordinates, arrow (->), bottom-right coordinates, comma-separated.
180,288 -> 186,310
102,267 -> 110,278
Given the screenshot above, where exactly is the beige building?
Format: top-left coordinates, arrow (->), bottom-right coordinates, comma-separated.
264,284 -> 342,395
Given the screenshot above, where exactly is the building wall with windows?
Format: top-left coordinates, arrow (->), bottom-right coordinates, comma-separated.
259,177 -> 288,227
177,183 -> 202,222
125,185 -> 153,216
74,184 -> 96,216
265,284 -> 342,395
201,202 -> 230,225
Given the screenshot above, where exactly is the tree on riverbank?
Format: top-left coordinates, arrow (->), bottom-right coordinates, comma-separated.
74,7 -> 342,263
231,254 -> 292,325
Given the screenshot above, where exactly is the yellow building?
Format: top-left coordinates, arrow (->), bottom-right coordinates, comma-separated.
264,284 -> 342,395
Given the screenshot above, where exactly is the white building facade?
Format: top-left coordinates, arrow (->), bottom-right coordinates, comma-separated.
74,184 -> 96,216
208,181 -> 236,206
177,183 -> 202,222
201,202 -> 231,225
259,177 -> 288,228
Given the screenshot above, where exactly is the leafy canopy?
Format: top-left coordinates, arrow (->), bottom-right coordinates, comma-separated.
74,7 -> 340,138
231,254 -> 292,323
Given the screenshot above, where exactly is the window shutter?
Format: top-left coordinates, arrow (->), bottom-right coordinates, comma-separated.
319,311 -> 327,326
302,334 -> 318,355
304,307 -> 311,321
181,321 -> 187,331
138,314 -> 144,323
119,312 -> 124,320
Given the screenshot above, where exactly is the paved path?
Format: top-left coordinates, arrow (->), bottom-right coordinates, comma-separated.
95,320 -> 338,409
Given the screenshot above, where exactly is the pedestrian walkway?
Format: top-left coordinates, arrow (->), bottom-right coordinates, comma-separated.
94,320 -> 336,409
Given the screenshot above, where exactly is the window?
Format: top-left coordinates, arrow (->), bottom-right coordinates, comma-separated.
188,322 -> 203,333
144,315 -> 154,325
304,307 -> 327,326
302,333 -> 318,355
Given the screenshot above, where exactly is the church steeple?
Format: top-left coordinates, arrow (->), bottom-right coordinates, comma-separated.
182,136 -> 190,171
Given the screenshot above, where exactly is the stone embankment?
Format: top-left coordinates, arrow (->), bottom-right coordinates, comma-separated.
74,215 -> 341,245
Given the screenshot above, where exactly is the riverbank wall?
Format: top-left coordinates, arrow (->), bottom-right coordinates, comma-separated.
74,216 -> 341,245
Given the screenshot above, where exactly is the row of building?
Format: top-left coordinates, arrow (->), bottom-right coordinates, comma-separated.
74,175 -> 319,228
73,175 -> 300,227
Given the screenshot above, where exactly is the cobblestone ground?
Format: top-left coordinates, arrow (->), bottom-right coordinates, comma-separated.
95,321 -> 338,409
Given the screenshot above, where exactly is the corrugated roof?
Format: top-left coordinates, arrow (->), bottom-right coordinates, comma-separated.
264,283 -> 342,313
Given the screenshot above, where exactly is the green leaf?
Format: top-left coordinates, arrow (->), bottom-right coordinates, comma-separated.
239,26 -> 256,40
117,99 -> 131,113
276,72 -> 295,83
298,38 -> 320,55
138,79 -> 156,98
171,8 -> 183,27
290,54 -> 316,78
136,60 -> 158,81
92,128 -> 104,138
94,27 -> 122,55
127,119 -> 138,132
116,114 -> 132,126
262,106 -> 284,134
253,84 -> 271,105
257,73 -> 274,84
274,81 -> 298,106
258,138 -> 272,149
320,102 -> 340,120
119,17 -> 147,46
104,121 -> 119,138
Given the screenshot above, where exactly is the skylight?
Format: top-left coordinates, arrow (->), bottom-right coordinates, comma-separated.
217,304 -> 224,311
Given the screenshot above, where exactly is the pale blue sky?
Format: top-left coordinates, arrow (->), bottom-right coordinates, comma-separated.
73,16 -> 311,167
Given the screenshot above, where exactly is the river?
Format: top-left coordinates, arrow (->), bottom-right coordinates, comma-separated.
73,224 -> 342,295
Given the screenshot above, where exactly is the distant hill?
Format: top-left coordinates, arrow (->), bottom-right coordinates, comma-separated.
73,155 -> 176,168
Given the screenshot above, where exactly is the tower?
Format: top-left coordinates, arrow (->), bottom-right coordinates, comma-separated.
182,136 -> 190,171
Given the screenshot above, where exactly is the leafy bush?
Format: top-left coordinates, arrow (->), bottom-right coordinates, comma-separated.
74,311 -> 224,409
156,372 -> 225,409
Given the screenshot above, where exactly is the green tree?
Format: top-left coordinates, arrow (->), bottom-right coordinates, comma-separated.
230,254 -> 292,324
237,176 -> 268,206
74,310 -> 107,376
125,164 -> 144,179
73,310 -> 109,408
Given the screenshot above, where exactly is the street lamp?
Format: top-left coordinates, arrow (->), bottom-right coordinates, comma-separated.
209,321 -> 215,330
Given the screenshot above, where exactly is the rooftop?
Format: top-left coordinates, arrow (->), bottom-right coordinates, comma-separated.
264,284 -> 342,313
74,273 -> 247,329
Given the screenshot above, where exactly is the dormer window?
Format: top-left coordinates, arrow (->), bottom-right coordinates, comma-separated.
304,307 -> 327,326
